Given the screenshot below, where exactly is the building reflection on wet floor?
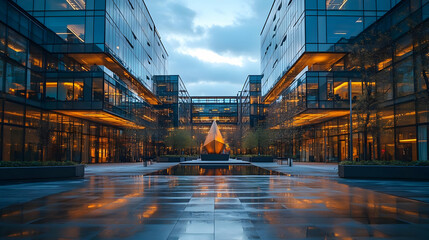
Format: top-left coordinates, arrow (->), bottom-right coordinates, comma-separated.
1,165 -> 429,239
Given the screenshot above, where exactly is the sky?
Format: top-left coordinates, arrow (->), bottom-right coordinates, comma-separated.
145,0 -> 273,96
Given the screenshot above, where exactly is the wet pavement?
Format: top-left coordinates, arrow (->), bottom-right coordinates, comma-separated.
0,163 -> 429,239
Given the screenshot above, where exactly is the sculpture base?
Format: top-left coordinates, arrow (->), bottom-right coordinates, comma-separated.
201,154 -> 230,161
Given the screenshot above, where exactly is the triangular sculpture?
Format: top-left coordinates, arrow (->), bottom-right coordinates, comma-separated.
203,121 -> 225,154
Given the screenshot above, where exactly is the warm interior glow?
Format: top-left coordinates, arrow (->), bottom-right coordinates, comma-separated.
396,45 -> 413,57
263,53 -> 346,104
68,53 -> 161,105
55,110 -> 146,129
66,0 -> 85,10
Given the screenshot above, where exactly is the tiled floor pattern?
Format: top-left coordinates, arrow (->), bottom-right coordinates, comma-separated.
1,174 -> 429,239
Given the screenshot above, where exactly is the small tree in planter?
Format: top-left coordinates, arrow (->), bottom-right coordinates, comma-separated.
164,129 -> 196,155
242,127 -> 273,155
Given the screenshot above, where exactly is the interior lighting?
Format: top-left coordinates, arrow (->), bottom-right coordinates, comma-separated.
66,0 -> 85,10
339,0 -> 349,9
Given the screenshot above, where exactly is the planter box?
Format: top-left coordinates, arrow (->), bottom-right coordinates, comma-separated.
157,157 -> 184,162
185,156 -> 198,161
201,154 -> 230,161
339,165 -> 429,180
242,156 -> 274,162
0,165 -> 85,181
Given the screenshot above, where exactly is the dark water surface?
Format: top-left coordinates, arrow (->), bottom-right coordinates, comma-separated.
146,164 -> 284,176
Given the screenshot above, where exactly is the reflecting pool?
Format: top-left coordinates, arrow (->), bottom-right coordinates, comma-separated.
146,165 -> 284,176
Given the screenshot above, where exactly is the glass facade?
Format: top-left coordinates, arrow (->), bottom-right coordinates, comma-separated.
154,75 -> 191,129
264,0 -> 429,162
261,0 -> 401,99
191,97 -> 240,152
0,0 -> 170,163
239,75 -> 264,129
14,0 -> 168,96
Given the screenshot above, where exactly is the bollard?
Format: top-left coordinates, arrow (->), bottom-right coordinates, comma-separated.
289,158 -> 293,167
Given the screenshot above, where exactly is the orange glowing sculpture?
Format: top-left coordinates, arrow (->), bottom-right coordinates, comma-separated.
203,121 -> 225,154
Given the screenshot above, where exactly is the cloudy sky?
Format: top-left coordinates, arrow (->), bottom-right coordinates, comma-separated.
145,0 -> 273,96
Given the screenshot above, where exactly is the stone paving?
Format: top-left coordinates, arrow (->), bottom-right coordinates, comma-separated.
0,163 -> 429,239
255,162 -> 429,204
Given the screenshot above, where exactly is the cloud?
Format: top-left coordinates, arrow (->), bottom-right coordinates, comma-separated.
180,0 -> 254,29
176,47 -> 244,67
145,0 -> 273,96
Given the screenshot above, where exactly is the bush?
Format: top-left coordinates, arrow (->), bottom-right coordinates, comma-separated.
339,160 -> 429,166
0,161 -> 78,168
160,155 -> 198,158
241,155 -> 273,157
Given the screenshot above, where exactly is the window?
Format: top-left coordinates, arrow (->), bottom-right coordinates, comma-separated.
395,35 -> 413,62
128,0 -> 134,10
45,0 -> 86,10
364,0 -> 376,10
0,23 -> 5,54
74,79 -> 84,101
326,0 -> 363,10
7,29 -> 27,66
2,125 -> 24,161
25,128 -> 40,162
27,71 -> 43,101
4,101 -> 24,125
395,102 -> 416,127
418,126 -> 428,161
92,78 -> 103,101
58,79 -> 74,101
0,58 -> 3,92
5,63 -> 26,97
45,80 -> 57,101
125,36 -> 134,49
394,57 -> 414,97
306,16 -> 317,43
376,0 -> 391,11
29,44 -> 44,71
307,77 -> 319,101
306,0 -> 317,9
396,126 -> 417,161
281,35 -> 287,46
327,16 -> 363,43
45,17 -> 85,43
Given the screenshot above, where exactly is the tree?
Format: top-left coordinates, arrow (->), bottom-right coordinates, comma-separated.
164,129 -> 196,155
242,128 -> 273,155
348,27 -> 394,161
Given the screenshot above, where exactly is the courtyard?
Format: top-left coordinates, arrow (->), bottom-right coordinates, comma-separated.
0,163 -> 429,239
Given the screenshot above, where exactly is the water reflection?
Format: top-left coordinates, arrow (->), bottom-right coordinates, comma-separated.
146,165 -> 284,176
0,174 -> 429,239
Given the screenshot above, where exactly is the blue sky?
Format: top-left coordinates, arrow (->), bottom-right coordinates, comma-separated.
145,0 -> 273,96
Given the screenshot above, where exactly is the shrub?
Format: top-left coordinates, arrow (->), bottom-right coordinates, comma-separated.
339,160 -> 429,166
0,161 -> 78,168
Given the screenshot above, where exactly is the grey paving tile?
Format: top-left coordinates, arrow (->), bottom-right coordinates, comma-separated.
1,164 -> 429,239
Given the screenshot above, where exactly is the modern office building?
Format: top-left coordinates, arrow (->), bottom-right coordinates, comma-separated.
0,0 -> 168,163
238,75 -> 264,129
262,0 -> 429,162
154,75 -> 191,129
190,96 -> 241,152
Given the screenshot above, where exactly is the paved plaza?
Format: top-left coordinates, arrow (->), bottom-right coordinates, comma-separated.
0,163 -> 429,239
